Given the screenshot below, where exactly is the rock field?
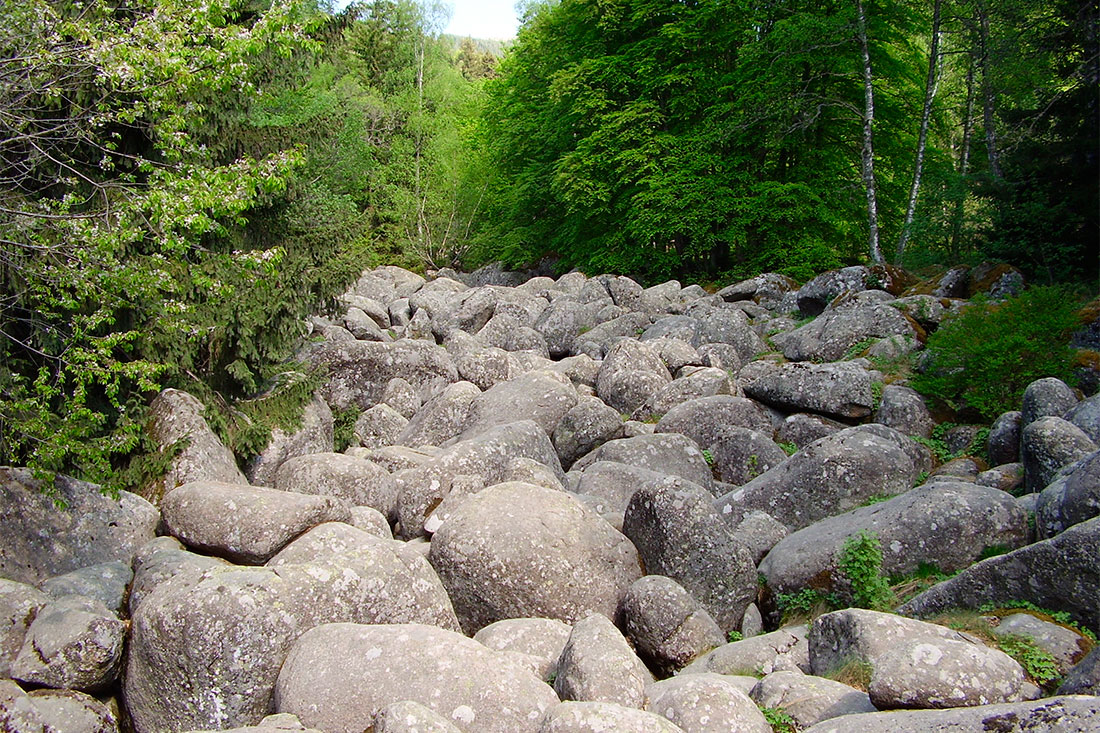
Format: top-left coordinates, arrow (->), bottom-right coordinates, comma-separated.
1,262 -> 1098,732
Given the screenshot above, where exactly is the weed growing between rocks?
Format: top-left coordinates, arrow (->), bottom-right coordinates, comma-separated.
837,531 -> 895,611
775,588 -> 839,624
332,406 -> 362,453
760,706 -> 798,733
888,562 -> 955,605
825,659 -> 874,691
978,601 -> 1098,643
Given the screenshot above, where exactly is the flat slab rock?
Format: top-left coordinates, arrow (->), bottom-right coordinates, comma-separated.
275,623 -> 558,733
801,695 -> 1100,733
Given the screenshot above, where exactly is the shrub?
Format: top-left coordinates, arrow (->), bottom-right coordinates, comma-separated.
912,286 -> 1080,420
837,531 -> 895,611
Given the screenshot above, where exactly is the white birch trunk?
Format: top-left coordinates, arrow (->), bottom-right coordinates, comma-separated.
856,0 -> 883,264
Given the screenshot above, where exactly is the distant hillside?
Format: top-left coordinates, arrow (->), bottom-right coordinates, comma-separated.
441,34 -> 510,57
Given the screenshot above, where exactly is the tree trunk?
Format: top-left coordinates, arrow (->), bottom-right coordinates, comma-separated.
977,3 -> 1003,182
855,0 -> 883,264
950,52 -> 977,258
896,0 -> 942,264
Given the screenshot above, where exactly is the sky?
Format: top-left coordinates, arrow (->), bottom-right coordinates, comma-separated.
444,0 -> 521,39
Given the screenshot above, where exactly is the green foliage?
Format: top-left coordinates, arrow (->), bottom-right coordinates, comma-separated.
844,337 -> 880,361
776,588 -> 838,622
701,449 -> 715,466
727,630 -> 743,643
912,287 -> 1080,420
860,493 -> 893,507
996,634 -> 1061,688
837,531 -> 895,611
760,706 -> 797,733
332,406 -> 363,454
978,601 -> 1098,643
871,381 -> 884,412
978,544 -> 1012,561
778,441 -> 798,456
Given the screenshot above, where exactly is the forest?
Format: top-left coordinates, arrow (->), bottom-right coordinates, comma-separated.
1,0 -> 1096,484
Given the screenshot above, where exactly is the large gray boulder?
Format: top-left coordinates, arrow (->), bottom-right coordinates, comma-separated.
795,266 -> 874,316
988,411 -> 1023,465
126,525 -> 459,733
37,561 -> 131,612
801,696 -> 1100,733
554,613 -> 652,708
352,403 -> 409,448
127,537 -> 230,615
428,482 -> 643,634
397,381 -> 481,448
992,613 -> 1093,676
809,609 -> 1031,708
646,674 -> 771,733
275,623 -> 557,733
146,388 -> 247,498
0,681 -> 119,733
679,626 -> 810,677
274,452 -> 398,521
633,367 -> 734,420
749,671 -> 876,728
773,292 -> 917,363
616,575 -> 726,677
537,702 -> 685,733
1021,417 -> 1097,492
458,370 -> 578,440
306,339 -> 458,411
396,420 -> 563,538
0,468 -> 158,586
622,477 -> 757,633
1021,377 -> 1079,428
718,273 -> 798,308
473,617 -> 572,682
11,595 -> 125,693
897,516 -> 1100,631
758,482 -> 1028,598
596,340 -> 672,414
744,362 -> 876,420
1065,392 -> 1100,444
655,395 -> 774,449
716,425 -> 930,531
552,398 -> 623,469
1035,450 -> 1100,538
707,426 -> 789,486
246,394 -> 333,488
373,702 -> 462,733
535,299 -> 601,358
1059,646 -> 1100,695
568,461 -> 666,518
0,580 -> 47,678
693,307 -> 767,363
874,385 -> 935,439
574,433 -> 714,493
159,481 -> 351,564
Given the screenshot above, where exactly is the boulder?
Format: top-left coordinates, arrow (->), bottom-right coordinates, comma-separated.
396,420 -> 563,538
800,696 -> 1100,733
246,395 -> 334,487
1059,645 -> 1100,695
0,681 -> 119,733
146,388 -> 247,498
458,370 -> 578,440
473,618 -> 572,682
455,345 -> 515,390
622,477 -> 757,633
373,701 -> 462,733
718,273 -> 798,308
381,377 -> 422,419
758,482 -> 1028,599
537,702 -> 684,733
1021,377 -> 1078,428
679,627 -> 810,677
552,398 -> 623,469
1065,393 -> 1100,444
0,468 -> 158,586
160,481 -> 351,564
275,623 -> 556,733
749,671 -> 876,728
655,396 -> 774,450
897,517 -> 1100,632
352,403 -> 408,448
693,307 -> 767,363
306,339 -> 458,411
874,385 -> 934,439
634,367 -> 733,420
0,580 -> 48,678
616,575 -> 727,677
707,426 -> 789,486
568,461 -> 666,517
777,413 -> 846,449
554,613 -> 652,708
344,306 -> 387,340
575,433 -> 713,493
1020,416 -> 1096,492
428,482 -> 643,634
39,561 -> 132,614
732,511 -> 789,565
1035,450 -> 1100,538
773,292 -> 917,363
744,362 -> 875,420
535,299 -> 601,358
867,635 -> 1031,709
274,452 -> 398,520
127,537 -> 230,615
572,313 -> 652,358
646,674 -> 772,733
595,340 -> 671,414
987,411 -> 1023,465
716,425 -> 930,531
992,613 -> 1092,676
11,595 -> 125,693
126,527 -> 459,733
397,381 -> 481,448
641,315 -> 700,346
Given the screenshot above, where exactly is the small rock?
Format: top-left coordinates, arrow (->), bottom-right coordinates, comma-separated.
554,614 -> 652,708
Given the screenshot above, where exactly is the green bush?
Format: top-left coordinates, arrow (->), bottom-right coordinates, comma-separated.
912,286 -> 1080,420
837,531 -> 895,611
